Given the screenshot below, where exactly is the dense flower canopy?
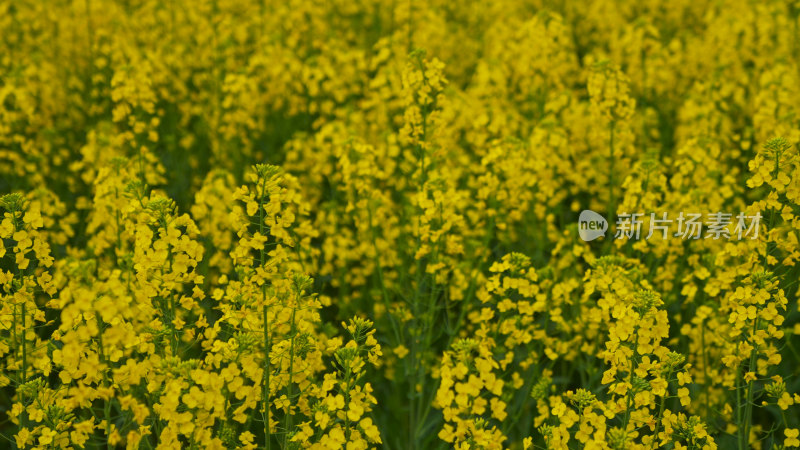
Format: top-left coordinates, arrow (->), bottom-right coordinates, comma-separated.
2,0 -> 800,449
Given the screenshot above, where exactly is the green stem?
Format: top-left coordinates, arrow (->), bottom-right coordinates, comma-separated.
737,367 -> 744,450
284,307 -> 297,447
651,368 -> 673,449
764,155 -> 780,269
344,365 -> 353,440
741,318 -> 760,448
701,322 -> 710,425
263,303 -> 271,450
623,333 -> 638,435
257,175 -> 271,450
20,300 -> 28,431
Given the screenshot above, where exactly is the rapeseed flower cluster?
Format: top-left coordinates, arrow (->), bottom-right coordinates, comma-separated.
2,0 -> 800,449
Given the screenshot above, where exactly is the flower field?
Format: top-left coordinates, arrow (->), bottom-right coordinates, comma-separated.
3,0 -> 800,448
